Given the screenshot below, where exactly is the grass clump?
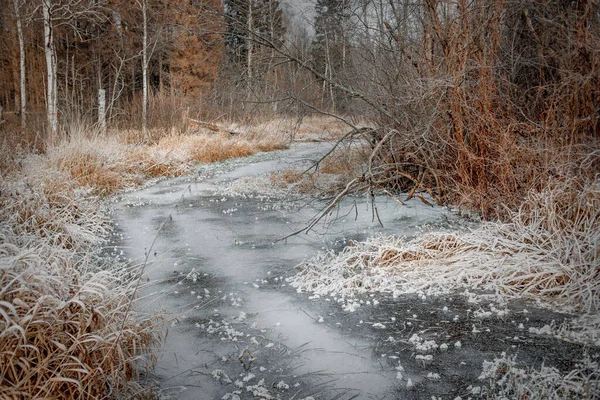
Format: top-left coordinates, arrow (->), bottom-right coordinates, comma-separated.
0,247 -> 161,398
41,127 -> 289,198
0,159 -> 163,398
266,145 -> 370,196
291,180 -> 600,313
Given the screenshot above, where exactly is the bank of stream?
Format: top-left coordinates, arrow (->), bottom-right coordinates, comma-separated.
107,143 -> 596,399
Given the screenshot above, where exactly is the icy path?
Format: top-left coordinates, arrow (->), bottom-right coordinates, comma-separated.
109,143 -> 452,399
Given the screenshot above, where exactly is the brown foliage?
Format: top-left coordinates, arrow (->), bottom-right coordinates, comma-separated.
368,0 -> 600,219
0,0 -> 224,136
0,252 -> 161,398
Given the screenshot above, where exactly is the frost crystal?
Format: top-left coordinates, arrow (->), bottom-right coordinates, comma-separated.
427,372 -> 441,380
276,380 -> 289,390
242,372 -> 255,382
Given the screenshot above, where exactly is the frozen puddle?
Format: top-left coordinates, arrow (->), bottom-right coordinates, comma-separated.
107,143 -> 596,399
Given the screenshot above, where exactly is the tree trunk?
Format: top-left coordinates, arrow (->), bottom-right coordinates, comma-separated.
131,63 -> 135,99
13,0 -> 26,128
142,0 -> 148,138
12,60 -> 20,113
247,0 -> 253,82
98,89 -> 106,133
158,56 -> 163,93
43,0 -> 58,137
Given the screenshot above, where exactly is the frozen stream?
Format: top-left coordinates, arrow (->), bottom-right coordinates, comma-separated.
108,143 -> 590,399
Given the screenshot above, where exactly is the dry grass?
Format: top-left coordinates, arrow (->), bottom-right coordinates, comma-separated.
1,165 -> 107,250
267,169 -> 321,195
34,127 -> 290,197
49,140 -> 146,197
221,115 -> 350,143
290,115 -> 350,142
0,247 -> 162,398
267,144 -> 370,196
188,136 -> 254,163
0,158 -> 163,398
319,145 -> 369,175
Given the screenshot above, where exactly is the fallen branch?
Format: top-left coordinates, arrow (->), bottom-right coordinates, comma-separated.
303,126 -> 376,174
188,118 -> 243,135
276,176 -> 367,242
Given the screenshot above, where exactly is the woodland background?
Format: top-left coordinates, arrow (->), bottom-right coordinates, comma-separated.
1,0 -> 599,217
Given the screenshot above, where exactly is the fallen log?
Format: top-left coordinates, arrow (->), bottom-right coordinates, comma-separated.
188,118 -> 243,135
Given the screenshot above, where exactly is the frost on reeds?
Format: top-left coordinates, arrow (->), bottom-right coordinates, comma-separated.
1,160 -> 109,249
0,158 -> 162,397
478,352 -> 599,399
0,123 -> 291,397
291,180 -> 600,313
0,247 -> 161,398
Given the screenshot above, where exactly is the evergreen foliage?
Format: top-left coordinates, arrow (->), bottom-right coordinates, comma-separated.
223,0 -> 286,73
311,0 -> 352,111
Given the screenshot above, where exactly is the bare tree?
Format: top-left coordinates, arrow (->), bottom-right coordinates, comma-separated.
12,0 -> 26,128
38,0 -> 108,137
137,0 -> 149,137
243,0 -> 600,221
42,0 -> 58,136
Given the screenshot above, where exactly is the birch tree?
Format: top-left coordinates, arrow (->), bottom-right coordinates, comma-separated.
39,0 -> 108,137
12,0 -> 26,128
140,0 -> 148,137
42,0 -> 58,136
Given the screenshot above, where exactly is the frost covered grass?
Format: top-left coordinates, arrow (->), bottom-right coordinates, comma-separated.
214,149 -> 370,199
0,245 -> 162,398
268,144 -> 371,196
527,313 -> 600,348
290,180 -> 600,314
215,174 -> 295,199
46,129 -> 287,197
0,158 -> 163,398
289,178 -> 600,398
477,352 -> 599,399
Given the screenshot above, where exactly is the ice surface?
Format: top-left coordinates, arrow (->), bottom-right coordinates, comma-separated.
111,143 -> 449,399
107,142 -> 597,399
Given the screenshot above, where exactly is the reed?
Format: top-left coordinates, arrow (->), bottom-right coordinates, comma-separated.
0,158 -> 163,398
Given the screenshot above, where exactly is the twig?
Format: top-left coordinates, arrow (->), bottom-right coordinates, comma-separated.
303,126 -> 375,174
